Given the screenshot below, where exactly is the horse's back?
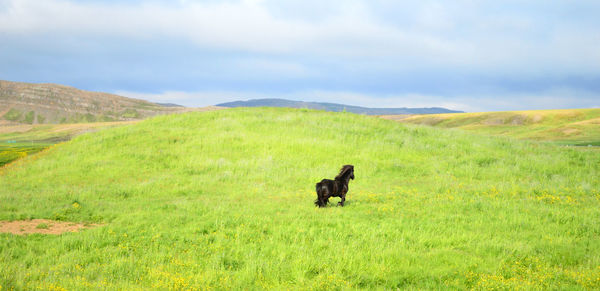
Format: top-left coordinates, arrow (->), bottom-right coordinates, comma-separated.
316,179 -> 334,193
317,179 -> 333,186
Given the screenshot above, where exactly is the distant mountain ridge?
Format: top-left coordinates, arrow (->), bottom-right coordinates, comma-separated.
0,80 -> 192,124
156,102 -> 185,107
217,98 -> 462,115
1,80 -> 461,125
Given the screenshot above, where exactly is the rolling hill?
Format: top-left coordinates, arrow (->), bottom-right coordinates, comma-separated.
391,108 -> 600,146
0,80 -> 203,124
1,108 -> 599,289
0,121 -> 140,167
217,98 -> 463,115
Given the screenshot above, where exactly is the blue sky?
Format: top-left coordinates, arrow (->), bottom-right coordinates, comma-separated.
1,0 -> 599,111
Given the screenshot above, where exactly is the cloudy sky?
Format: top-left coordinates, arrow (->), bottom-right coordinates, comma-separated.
1,0 -> 599,111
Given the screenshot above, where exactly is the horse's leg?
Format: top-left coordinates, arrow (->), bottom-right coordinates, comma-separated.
319,196 -> 326,207
315,187 -> 324,207
338,194 -> 346,206
317,190 -> 327,207
322,188 -> 333,207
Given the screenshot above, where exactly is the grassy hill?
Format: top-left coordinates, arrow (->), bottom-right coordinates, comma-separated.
0,106 -> 222,167
1,108 -> 599,289
393,108 -> 600,146
0,80 -> 204,124
0,121 -> 138,167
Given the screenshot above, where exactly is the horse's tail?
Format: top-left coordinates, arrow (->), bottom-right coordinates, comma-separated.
315,182 -> 324,207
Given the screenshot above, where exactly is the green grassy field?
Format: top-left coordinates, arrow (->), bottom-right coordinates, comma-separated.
394,108 -> 600,146
0,143 -> 49,167
0,121 -> 137,167
1,107 -> 599,290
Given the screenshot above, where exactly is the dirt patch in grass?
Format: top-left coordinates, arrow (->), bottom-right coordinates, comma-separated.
0,123 -> 35,134
510,115 -> 526,125
572,117 -> 600,125
562,128 -> 580,135
0,219 -> 99,235
483,118 -> 505,125
379,114 -> 415,121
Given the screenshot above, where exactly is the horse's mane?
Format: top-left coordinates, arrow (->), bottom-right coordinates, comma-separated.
335,165 -> 354,180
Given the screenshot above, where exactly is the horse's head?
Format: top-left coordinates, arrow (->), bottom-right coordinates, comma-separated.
337,165 -> 355,180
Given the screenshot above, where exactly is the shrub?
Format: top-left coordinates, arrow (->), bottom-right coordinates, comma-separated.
24,111 -> 35,124
36,114 -> 46,123
3,109 -> 22,121
121,109 -> 140,119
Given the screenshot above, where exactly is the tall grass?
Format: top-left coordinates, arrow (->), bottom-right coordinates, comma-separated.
1,107 -> 599,289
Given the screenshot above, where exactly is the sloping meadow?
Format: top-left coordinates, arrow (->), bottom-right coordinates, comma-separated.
399,108 -> 600,145
1,108 -> 599,289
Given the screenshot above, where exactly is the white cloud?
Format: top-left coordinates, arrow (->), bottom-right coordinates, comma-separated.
2,0 -> 599,111
1,0 -> 599,73
233,59 -> 314,78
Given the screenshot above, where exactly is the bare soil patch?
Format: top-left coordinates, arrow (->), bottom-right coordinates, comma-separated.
510,115 -> 526,125
0,219 -> 99,235
0,123 -> 35,134
379,114 -> 415,121
562,128 -> 580,135
572,117 -> 600,125
483,118 -> 505,125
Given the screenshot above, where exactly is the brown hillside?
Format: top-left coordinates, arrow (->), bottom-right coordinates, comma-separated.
0,80 -> 215,124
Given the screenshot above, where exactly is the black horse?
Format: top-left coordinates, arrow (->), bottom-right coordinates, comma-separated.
315,165 -> 355,207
